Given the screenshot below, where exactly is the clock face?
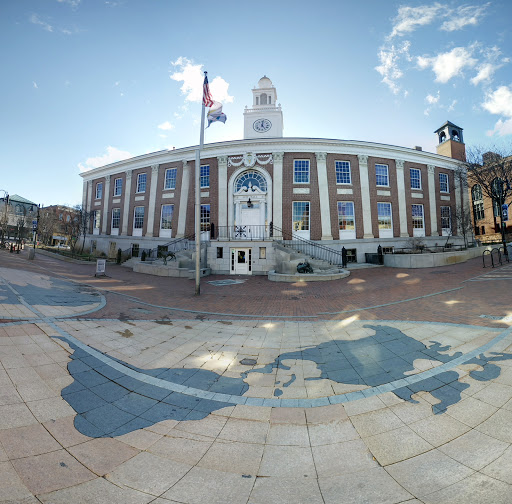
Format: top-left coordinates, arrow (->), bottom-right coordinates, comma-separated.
253,118 -> 272,133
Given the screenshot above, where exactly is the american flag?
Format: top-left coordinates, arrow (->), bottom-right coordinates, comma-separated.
202,73 -> 214,107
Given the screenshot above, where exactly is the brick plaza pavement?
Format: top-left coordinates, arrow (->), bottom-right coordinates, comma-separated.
1,249 -> 512,503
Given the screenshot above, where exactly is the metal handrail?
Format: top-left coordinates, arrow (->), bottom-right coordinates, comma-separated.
271,225 -> 344,265
119,233 -> 196,262
215,224 -> 270,241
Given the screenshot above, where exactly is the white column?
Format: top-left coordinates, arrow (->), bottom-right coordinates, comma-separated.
86,181 -> 93,215
177,160 -> 190,238
395,160 -> 409,237
454,170 -> 462,235
358,154 -> 374,238
218,156 -> 228,231
122,169 -> 132,235
82,180 -> 88,210
272,152 -> 284,231
427,165 -> 438,236
146,164 -> 159,237
315,152 -> 333,240
101,175 -> 111,235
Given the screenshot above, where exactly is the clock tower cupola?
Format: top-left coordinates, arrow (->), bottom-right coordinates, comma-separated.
243,76 -> 284,139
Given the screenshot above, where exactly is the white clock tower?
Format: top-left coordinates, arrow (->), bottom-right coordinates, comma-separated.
243,76 -> 284,139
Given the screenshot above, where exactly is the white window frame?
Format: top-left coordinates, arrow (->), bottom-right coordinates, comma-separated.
113,178 -> 122,196
133,206 -> 144,236
93,210 -> 101,235
410,168 -> 422,190
200,204 -> 210,241
95,182 -> 103,199
335,161 -> 351,185
441,206 -> 452,236
375,164 -> 389,187
377,202 -> 393,238
200,165 -> 210,189
136,173 -> 147,193
292,201 -> 310,239
293,160 -> 310,184
164,168 -> 177,190
111,208 -> 120,236
160,204 -> 174,238
337,201 -> 356,239
439,173 -> 449,193
412,204 -> 425,237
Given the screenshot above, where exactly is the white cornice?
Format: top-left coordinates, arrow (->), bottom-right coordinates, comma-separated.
79,137 -> 463,180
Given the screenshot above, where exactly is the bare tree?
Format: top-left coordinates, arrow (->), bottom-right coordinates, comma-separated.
0,205 -> 8,246
74,205 -> 91,254
38,210 -> 58,245
465,145 -> 512,255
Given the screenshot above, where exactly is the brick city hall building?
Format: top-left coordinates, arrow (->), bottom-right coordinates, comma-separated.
80,76 -> 470,275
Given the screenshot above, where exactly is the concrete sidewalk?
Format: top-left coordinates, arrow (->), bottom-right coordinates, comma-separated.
1,251 -> 512,503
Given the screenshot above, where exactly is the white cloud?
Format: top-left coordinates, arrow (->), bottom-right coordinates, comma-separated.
170,56 -> 233,104
78,146 -> 132,172
417,46 -> 477,83
57,0 -> 81,8
30,14 -> 53,32
483,86 -> 512,137
441,3 -> 490,32
425,91 -> 440,104
390,3 -> 442,38
375,41 -> 411,94
158,121 -> 174,131
447,99 -> 457,112
33,81 -> 38,89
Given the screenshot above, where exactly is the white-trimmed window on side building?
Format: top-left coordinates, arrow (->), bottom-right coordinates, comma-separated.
292,201 -> 310,239
164,168 -> 177,190
375,164 -> 389,187
439,173 -> 449,193
337,201 -> 355,239
410,168 -> 421,190
377,202 -> 393,238
95,182 -> 103,199
335,161 -> 351,184
136,173 -> 147,193
200,165 -> 210,188
133,206 -> 144,236
441,206 -> 451,236
294,160 -> 310,184
93,210 -> 101,235
111,208 -> 120,236
200,204 -> 210,240
114,178 -> 122,196
160,204 -> 174,238
412,204 -> 425,237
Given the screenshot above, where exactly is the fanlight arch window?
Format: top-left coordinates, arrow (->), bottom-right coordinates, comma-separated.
235,170 -> 267,193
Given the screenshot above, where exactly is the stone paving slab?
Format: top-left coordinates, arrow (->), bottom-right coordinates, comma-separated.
2,251 -> 512,502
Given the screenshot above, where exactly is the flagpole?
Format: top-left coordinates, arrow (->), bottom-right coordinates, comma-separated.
195,73 -> 207,296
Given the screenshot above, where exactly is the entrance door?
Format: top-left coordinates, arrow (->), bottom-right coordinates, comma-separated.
231,248 -> 252,275
239,206 -> 262,239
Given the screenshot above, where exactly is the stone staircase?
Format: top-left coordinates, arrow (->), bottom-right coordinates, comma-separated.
273,242 -> 343,275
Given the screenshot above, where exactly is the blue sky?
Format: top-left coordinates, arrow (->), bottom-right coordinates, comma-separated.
1,0 -> 511,206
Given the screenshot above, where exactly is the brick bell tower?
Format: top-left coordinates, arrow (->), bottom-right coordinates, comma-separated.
434,121 -> 466,162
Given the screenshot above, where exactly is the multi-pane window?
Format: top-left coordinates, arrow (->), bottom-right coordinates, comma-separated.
410,168 -> 421,190
375,164 -> 389,186
412,204 -> 424,229
292,201 -> 310,231
93,210 -> 101,229
439,173 -> 449,192
441,206 -> 451,231
134,207 -> 144,229
337,202 -> 355,231
472,185 -> 485,221
335,161 -> 351,184
294,160 -> 310,184
95,182 -> 103,199
377,202 -> 392,229
165,168 -> 177,190
111,208 -> 120,229
136,173 -> 147,193
160,205 -> 174,229
200,165 -> 210,188
200,204 -> 210,231
114,178 -> 122,196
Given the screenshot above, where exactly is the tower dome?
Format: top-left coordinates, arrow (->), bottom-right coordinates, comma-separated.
258,76 -> 273,88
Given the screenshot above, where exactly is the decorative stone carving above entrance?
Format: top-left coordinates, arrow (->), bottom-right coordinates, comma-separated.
228,152 -> 273,167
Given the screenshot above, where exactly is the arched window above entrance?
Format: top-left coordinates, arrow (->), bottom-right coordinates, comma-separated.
235,170 -> 267,193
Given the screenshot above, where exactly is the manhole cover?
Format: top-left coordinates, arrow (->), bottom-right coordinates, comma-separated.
208,279 -> 246,286
240,358 -> 257,366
